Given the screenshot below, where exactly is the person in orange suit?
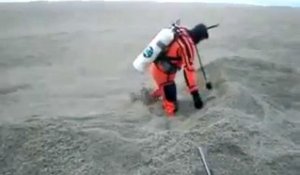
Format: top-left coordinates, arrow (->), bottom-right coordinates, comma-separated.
149,23 -> 209,117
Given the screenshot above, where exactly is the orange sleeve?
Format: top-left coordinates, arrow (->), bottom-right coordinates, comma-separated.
178,45 -> 198,93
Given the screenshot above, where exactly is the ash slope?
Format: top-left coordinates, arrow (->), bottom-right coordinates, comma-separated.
1,57 -> 299,175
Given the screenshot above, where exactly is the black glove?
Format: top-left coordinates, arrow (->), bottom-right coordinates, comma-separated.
191,90 -> 203,109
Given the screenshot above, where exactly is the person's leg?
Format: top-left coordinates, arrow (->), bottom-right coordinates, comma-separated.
149,63 -> 163,99
162,81 -> 177,116
149,63 -> 177,117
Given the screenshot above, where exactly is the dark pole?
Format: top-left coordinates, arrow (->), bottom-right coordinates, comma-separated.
195,47 -> 212,90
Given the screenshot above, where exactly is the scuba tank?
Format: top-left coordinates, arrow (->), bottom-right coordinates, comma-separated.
133,22 -> 180,72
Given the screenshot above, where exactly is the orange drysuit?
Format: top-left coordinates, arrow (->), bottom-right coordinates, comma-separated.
149,27 -> 201,116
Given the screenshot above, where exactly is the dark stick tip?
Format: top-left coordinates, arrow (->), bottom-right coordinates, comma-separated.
206,82 -> 213,90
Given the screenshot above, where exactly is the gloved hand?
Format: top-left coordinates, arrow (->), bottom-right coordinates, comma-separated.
191,90 -> 203,109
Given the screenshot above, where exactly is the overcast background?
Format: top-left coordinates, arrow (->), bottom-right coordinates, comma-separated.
0,0 -> 299,7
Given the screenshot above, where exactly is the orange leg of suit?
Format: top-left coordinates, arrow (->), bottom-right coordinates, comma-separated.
149,63 -> 177,117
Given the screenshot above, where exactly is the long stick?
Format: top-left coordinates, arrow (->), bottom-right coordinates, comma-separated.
207,24 -> 219,30
196,47 -> 208,82
198,147 -> 212,175
195,47 -> 212,90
